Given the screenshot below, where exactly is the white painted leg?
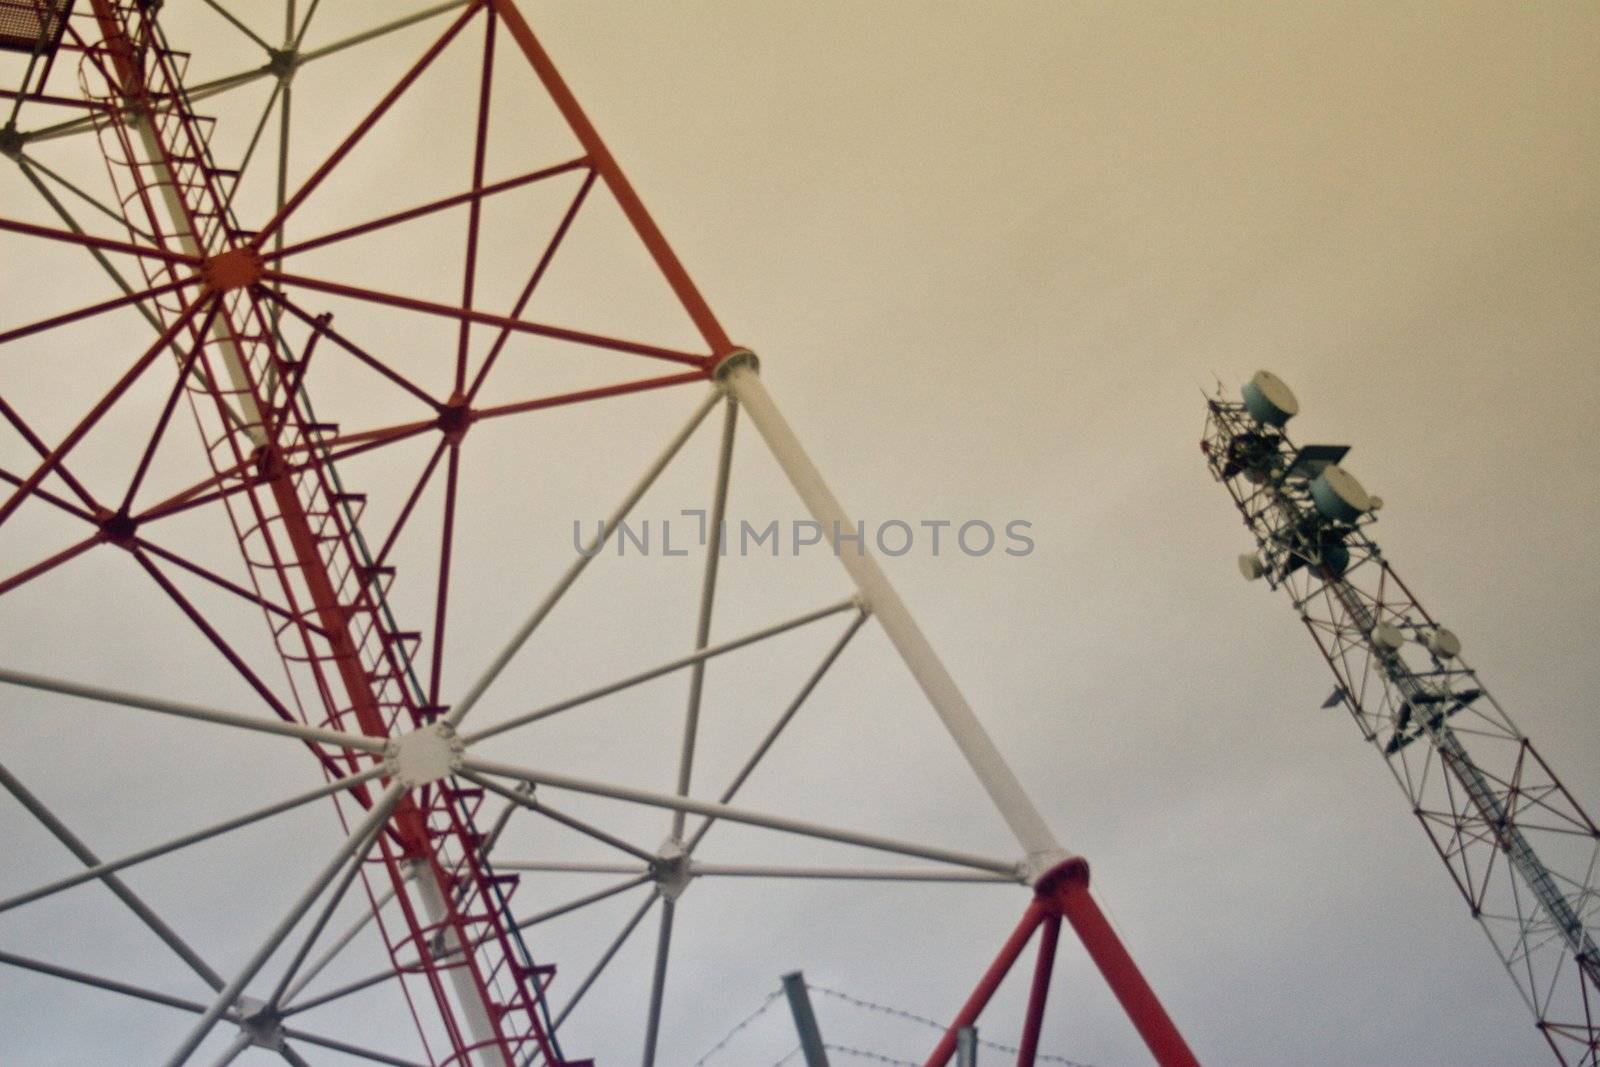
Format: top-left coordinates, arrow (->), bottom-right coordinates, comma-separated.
717,354 -> 1069,878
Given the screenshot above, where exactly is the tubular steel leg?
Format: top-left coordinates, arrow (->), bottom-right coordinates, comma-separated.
1040,862 -> 1200,1067
925,901 -> 1047,1067
719,359 -> 1066,873
412,859 -> 511,1067
1016,915 -> 1060,1067
929,861 -> 1199,1067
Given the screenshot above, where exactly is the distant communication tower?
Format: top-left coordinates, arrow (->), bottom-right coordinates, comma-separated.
1202,373 -> 1600,1065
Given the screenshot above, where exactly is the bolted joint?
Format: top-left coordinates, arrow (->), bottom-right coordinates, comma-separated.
233,996 -> 286,1052
710,347 -> 759,387
94,507 -> 139,548
435,394 -> 473,442
0,124 -> 23,160
385,724 -> 465,788
1029,855 -> 1090,909
202,246 -> 265,293
652,838 -> 693,902
266,48 -> 300,80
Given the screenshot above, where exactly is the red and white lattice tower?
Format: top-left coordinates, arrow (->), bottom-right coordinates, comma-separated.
1203,372 -> 1600,1066
3,3 -> 1201,1064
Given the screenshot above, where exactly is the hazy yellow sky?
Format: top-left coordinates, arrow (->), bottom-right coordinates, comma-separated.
1,2 -> 1597,1064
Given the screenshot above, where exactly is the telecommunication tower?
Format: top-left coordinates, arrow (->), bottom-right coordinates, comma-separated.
1202,372 -> 1600,1065
0,2 -> 1202,1064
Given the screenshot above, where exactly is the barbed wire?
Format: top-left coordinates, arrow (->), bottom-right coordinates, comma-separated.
806,983 -> 1095,1067
824,1043 -> 921,1065
689,979 -> 1097,1067
692,987 -> 785,1066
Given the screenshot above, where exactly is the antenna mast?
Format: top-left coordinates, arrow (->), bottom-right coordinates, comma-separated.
1202,373 -> 1600,1065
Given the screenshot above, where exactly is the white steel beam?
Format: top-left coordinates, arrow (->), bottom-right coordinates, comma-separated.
671,396 -> 738,839
553,890 -> 660,1031
684,608 -> 869,853
0,766 -> 386,914
494,859 -> 1016,884
464,594 -> 857,744
0,666 -> 387,753
165,784 -> 404,1066
446,388 -> 722,729
461,762 -> 1018,876
278,881 -> 402,1008
0,761 -> 225,991
718,356 -> 1068,875
494,860 -> 647,875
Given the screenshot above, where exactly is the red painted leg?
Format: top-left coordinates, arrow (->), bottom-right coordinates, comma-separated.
925,899 -> 1048,1067
1016,913 -> 1061,1066
1041,862 -> 1201,1067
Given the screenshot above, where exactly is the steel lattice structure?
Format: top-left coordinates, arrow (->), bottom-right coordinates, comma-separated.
1202,378 -> 1600,1066
1,2 -> 1202,1064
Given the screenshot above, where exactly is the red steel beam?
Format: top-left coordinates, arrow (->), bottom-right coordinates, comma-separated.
925,859 -> 1201,1067
925,899 -> 1047,1067
1042,861 -> 1201,1067
270,158 -> 589,261
260,269 -> 706,367
1016,913 -> 1061,1067
489,0 -> 734,360
252,1 -> 485,246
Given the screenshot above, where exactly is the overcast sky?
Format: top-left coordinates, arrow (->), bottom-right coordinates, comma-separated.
1,3 -> 1597,1065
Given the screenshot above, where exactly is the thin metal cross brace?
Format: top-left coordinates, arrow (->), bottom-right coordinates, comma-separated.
184,3 -> 469,141
164,783 -> 404,1066
15,150 -> 159,244
264,802 -> 398,1012
0,666 -> 389,754
462,759 -> 1019,876
249,1 -> 483,247
277,967 -> 400,1018
281,872 -> 652,1022
465,595 -> 859,744
554,888 -> 660,1031
487,0 -> 732,355
20,3 -> 470,147
0,760 -> 225,991
0,765 -> 386,914
277,880 -> 403,1009
0,949 -> 423,1066
720,361 -> 1068,873
684,608 -> 870,854
516,873 -> 655,930
641,898 -> 676,1067
671,395 -> 738,839
472,774 -> 657,863
446,387 -> 722,730
200,0 -> 271,51
279,1025 -> 426,1067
